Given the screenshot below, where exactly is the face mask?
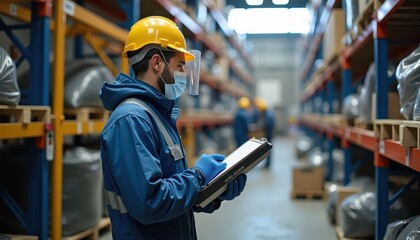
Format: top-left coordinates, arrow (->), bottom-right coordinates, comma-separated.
164,71 -> 187,100
157,50 -> 187,100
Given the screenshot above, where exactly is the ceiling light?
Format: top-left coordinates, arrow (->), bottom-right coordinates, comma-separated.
246,0 -> 263,6
273,0 -> 289,5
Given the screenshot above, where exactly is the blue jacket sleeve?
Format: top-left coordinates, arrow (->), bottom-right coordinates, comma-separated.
102,114 -> 203,225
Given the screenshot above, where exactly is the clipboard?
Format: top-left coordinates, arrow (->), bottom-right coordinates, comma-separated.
195,138 -> 272,207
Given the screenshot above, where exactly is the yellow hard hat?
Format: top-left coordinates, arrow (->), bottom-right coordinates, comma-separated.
122,16 -> 194,62
254,97 -> 267,111
238,97 -> 250,109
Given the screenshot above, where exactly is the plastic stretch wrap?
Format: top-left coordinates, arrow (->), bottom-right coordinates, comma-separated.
64,62 -> 114,107
384,216 -> 416,240
332,149 -> 344,182
359,62 -> 397,123
307,147 -> 325,167
396,46 -> 420,120
295,135 -> 315,159
62,147 -> 102,236
0,47 -> 20,105
342,93 -> 359,123
414,90 -> 420,121
326,177 -> 375,224
345,0 -> 359,30
340,191 -> 411,238
396,215 -> 420,240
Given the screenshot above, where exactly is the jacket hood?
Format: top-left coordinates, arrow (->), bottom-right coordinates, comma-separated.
100,73 -> 175,113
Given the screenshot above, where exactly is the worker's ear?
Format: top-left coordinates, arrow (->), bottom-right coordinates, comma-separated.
150,54 -> 161,72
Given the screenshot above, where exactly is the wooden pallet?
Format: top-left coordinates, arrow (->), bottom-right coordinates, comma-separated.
323,114 -> 345,128
63,217 -> 111,240
0,105 -> 50,124
290,190 -> 324,199
335,226 -> 371,240
351,0 -> 385,39
64,108 -> 110,122
354,118 -> 373,130
374,120 -> 420,148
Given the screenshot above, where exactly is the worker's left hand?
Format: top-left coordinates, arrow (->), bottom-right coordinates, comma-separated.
218,174 -> 247,201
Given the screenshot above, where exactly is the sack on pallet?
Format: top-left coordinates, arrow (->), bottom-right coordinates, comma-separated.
62,146 -> 102,236
359,61 -> 397,123
384,216 -> 416,240
326,176 -> 374,224
0,47 -> 20,105
340,190 -> 412,238
295,135 -> 315,159
64,61 -> 114,108
396,45 -> 420,120
342,93 -> 360,124
413,86 -> 420,121
396,215 -> 420,240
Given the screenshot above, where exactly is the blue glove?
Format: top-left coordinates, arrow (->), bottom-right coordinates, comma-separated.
194,153 -> 227,185
218,174 -> 247,201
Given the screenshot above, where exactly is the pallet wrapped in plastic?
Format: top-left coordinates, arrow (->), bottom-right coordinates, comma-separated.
359,61 -> 397,123
396,215 -> 420,240
342,93 -> 360,124
384,216 -> 416,240
396,45 -> 420,120
0,47 -> 20,105
326,176 -> 375,224
340,190 -> 414,238
64,61 -> 114,108
294,135 -> 315,159
62,147 -> 102,236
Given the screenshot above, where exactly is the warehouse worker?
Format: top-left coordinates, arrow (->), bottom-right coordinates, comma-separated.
99,16 -> 247,240
234,97 -> 251,147
254,97 -> 275,168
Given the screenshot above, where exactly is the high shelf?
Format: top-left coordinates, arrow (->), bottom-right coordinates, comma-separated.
0,0 -> 253,239
299,0 -> 420,239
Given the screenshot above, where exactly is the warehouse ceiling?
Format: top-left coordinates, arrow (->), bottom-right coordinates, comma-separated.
226,0 -> 309,8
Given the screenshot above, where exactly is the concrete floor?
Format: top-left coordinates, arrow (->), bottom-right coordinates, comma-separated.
101,136 -> 336,240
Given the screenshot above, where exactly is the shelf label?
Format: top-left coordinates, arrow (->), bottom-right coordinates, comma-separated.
63,0 -> 75,16
9,4 -> 17,16
379,140 -> 385,154
46,129 -> 54,161
77,121 -> 82,134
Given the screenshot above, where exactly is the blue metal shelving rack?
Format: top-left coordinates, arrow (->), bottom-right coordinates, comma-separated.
0,1 -> 52,239
300,0 -> 420,239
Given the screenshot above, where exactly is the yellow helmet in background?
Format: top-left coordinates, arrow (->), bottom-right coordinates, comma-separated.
254,97 -> 268,111
238,97 -> 250,109
122,16 -> 194,62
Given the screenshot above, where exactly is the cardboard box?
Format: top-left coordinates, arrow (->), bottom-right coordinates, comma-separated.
292,165 -> 324,191
323,9 -> 346,62
335,186 -> 362,226
371,92 -> 404,121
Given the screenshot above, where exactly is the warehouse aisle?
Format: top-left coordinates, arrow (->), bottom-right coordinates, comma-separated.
100,136 -> 336,240
195,136 -> 336,240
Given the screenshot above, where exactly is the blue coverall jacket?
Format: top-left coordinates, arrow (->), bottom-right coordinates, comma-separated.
99,73 -> 219,240
233,109 -> 250,147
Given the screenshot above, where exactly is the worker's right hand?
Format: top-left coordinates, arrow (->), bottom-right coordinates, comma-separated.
194,153 -> 227,185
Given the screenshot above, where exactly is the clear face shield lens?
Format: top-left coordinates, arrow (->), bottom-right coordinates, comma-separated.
184,50 -> 201,95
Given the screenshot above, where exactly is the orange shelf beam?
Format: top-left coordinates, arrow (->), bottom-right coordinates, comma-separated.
0,122 -> 45,139
62,120 -> 106,135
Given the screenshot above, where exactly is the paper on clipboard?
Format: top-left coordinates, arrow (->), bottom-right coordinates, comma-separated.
195,138 -> 272,207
